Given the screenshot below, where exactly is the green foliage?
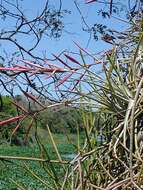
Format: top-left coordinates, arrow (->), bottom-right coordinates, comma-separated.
0,95 -> 85,147
37,107 -> 83,133
0,138 -> 76,190
0,96 -> 26,145
0,96 -> 16,116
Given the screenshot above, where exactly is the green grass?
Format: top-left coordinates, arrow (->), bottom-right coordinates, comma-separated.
0,133 -> 78,190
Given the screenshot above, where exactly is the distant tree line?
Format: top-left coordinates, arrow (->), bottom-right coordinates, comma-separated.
0,95 -> 84,145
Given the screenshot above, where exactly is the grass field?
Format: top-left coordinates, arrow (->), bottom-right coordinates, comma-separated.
0,133 -> 80,190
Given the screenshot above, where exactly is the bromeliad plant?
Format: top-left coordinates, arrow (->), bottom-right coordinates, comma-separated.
1,8 -> 143,190
58,32 -> 143,189
41,32 -> 143,189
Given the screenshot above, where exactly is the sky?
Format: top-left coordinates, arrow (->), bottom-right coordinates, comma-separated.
0,0 -> 129,60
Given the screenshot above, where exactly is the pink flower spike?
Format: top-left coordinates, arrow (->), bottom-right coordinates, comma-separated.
0,67 -> 29,71
56,73 -> 73,87
73,41 -> 99,61
11,116 -> 27,137
0,115 -> 24,126
64,54 -> 82,66
12,101 -> 28,114
21,60 -> 43,69
23,92 -> 45,108
53,54 -> 72,70
14,64 -> 28,69
74,41 -> 102,64
42,68 -> 67,73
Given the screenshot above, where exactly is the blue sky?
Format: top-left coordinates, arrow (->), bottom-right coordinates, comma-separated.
32,0 -> 128,57
0,0 -> 129,60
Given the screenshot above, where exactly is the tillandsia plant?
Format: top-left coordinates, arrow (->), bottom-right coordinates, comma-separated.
1,1 -> 143,190
1,30 -> 143,189
0,21 -> 142,190
56,20 -> 143,190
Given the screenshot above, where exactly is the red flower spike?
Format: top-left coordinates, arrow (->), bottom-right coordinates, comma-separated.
64,54 -> 82,66
11,101 -> 28,114
0,115 -> 24,126
53,54 -> 72,70
73,41 -> 100,61
23,92 -> 45,108
56,73 -> 73,87
21,60 -> 43,68
14,64 -> 28,69
0,67 -> 29,72
42,68 -> 67,73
